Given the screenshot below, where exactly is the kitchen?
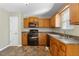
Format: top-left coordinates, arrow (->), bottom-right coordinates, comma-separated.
0,3 -> 79,56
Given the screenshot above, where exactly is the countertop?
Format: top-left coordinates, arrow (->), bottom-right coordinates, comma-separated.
48,33 -> 79,44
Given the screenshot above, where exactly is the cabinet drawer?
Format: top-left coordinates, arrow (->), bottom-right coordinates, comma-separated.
59,43 -> 66,52
58,49 -> 65,56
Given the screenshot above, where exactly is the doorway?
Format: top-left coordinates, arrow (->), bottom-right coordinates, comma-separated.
9,16 -> 19,46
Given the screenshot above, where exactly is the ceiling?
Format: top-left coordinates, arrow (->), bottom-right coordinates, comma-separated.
0,3 -> 64,18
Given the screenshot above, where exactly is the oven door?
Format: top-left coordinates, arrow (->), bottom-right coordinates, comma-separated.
28,37 -> 38,46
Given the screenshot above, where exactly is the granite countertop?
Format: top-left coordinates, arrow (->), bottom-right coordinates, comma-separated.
48,33 -> 79,44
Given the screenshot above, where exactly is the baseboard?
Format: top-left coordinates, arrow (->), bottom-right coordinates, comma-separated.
0,45 -> 10,51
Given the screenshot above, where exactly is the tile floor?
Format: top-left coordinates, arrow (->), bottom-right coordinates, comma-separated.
0,46 -> 50,56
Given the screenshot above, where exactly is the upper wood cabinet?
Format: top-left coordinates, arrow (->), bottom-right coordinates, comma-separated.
23,16 -> 50,28
24,18 -> 29,28
43,18 -> 50,28
59,3 -> 79,25
50,14 -> 60,28
39,19 -> 44,27
70,3 -> 79,25
50,15 -> 55,28
29,16 -> 39,23
39,18 -> 50,28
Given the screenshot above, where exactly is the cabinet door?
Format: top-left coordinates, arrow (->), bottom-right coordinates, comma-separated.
50,39 -> 58,56
39,19 -> 44,27
50,16 -> 55,27
29,17 -> 34,22
50,39 -> 54,55
39,33 -> 47,46
43,19 -> 50,28
70,3 -> 79,24
22,32 -> 28,46
24,18 -> 29,28
39,18 -> 50,28
29,17 -> 39,23
58,49 -> 65,56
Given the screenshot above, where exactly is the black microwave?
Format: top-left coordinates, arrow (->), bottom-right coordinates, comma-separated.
29,22 -> 37,28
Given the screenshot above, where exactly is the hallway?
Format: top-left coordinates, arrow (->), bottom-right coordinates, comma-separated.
0,46 -> 50,56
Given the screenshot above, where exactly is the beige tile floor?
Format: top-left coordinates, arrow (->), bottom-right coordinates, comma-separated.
0,46 -> 50,56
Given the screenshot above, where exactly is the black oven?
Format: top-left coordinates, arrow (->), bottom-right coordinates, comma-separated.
28,29 -> 38,46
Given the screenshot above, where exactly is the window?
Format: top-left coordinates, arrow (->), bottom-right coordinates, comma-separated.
60,7 -> 73,29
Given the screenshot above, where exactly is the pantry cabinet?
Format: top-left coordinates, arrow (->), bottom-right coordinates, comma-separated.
22,32 -> 28,46
39,33 -> 47,46
49,35 -> 79,56
70,3 -> 79,25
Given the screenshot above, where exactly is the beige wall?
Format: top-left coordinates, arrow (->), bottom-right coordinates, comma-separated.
0,8 -> 9,49
52,25 -> 79,36
0,11 -> 23,49
65,25 -> 79,36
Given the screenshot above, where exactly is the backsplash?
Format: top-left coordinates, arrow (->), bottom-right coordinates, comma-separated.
22,25 -> 79,36
52,25 -> 79,36
22,28 -> 53,32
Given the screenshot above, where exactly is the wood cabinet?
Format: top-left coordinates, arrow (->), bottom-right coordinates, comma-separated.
49,35 -> 79,56
29,16 -> 39,23
50,15 -> 55,28
22,32 -> 28,46
39,33 -> 47,46
24,16 -> 50,28
59,3 -> 79,25
50,37 -> 59,56
50,14 -> 60,28
39,18 -> 50,28
39,19 -> 44,27
43,18 -> 50,28
23,17 -> 39,28
24,18 -> 29,28
70,3 -> 79,25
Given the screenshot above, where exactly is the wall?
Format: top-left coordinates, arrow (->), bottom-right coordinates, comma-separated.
65,25 -> 79,36
23,28 -> 53,32
0,8 -> 9,49
52,25 -> 79,36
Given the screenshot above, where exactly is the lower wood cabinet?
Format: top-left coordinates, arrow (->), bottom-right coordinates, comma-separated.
58,49 -> 65,56
22,32 -> 28,46
50,37 -> 59,56
49,36 -> 79,56
39,33 -> 47,46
